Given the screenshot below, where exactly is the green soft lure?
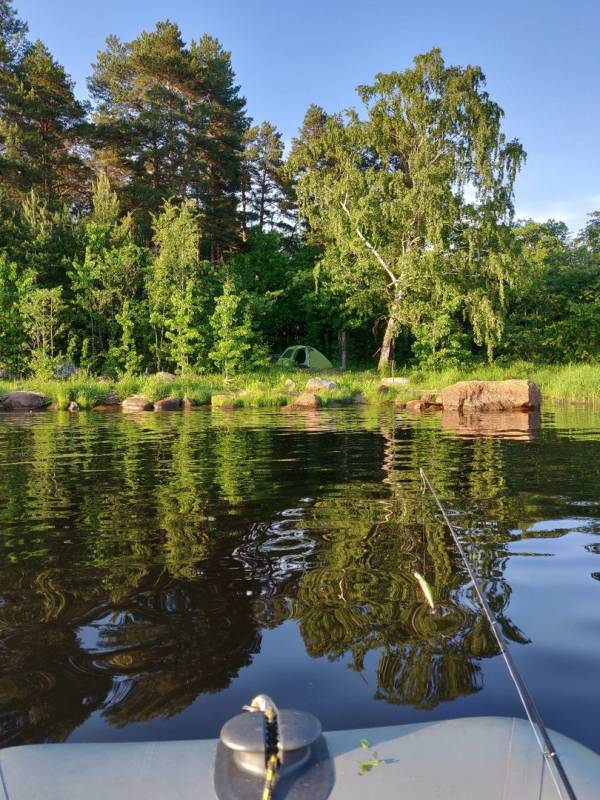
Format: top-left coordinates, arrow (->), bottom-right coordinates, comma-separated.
414,571 -> 435,611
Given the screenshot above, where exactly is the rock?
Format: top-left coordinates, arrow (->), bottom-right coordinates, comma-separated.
96,389 -> 120,407
0,391 -> 50,412
182,397 -> 199,409
305,377 -> 337,392
284,378 -> 297,393
381,377 -> 409,387
286,392 -> 321,409
96,375 -> 112,384
440,380 -> 541,413
153,371 -> 176,382
122,395 -> 153,412
377,385 -> 390,394
53,362 -> 79,380
47,403 -> 59,412
420,390 -> 442,405
394,400 -> 407,409
406,399 -> 427,412
67,401 -> 79,412
353,393 -> 368,404
154,397 -> 182,411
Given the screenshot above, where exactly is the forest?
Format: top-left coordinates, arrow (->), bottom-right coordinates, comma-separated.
1,0 -> 599,379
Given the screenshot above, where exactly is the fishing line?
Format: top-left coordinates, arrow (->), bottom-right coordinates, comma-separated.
419,468 -> 577,800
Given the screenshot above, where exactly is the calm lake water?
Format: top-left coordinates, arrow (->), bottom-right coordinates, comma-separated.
1,405 -> 599,753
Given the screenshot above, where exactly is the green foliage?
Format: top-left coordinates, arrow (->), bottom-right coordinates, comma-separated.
20,285 -> 65,378
0,252 -> 30,375
148,199 -> 211,373
0,32 -> 89,207
0,2 -> 598,376
209,279 -> 266,376
290,49 -> 525,370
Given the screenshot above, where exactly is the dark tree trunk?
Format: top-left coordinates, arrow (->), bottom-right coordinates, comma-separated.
338,330 -> 347,370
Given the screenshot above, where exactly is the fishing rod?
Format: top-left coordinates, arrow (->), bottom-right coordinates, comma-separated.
419,468 -> 577,800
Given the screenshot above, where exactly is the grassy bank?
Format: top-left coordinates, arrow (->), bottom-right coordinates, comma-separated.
405,362 -> 600,405
1,362 -> 599,409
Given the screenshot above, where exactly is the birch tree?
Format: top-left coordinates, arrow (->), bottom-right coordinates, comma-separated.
290,49 -> 525,370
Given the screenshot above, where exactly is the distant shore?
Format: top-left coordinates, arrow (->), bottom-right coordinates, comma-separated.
1,362 -> 599,412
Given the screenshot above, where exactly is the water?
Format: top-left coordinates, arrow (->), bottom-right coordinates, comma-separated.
1,405 -> 599,755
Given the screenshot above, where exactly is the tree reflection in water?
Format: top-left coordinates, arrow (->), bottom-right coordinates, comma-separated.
0,407 -> 596,746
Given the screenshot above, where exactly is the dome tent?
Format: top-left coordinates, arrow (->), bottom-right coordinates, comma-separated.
277,345 -> 333,369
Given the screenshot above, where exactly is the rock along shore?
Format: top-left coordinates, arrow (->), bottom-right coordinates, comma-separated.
0,378 -> 541,415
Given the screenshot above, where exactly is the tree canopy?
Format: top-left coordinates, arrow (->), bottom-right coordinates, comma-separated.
0,2 -> 598,377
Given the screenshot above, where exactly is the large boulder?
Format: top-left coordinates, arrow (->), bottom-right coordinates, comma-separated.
305,377 -> 337,392
154,397 -> 182,411
440,380 -> 541,413
286,392 -> 321,409
0,391 -> 49,412
122,395 -> 153,412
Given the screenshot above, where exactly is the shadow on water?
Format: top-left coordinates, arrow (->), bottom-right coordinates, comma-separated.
0,405 -> 599,750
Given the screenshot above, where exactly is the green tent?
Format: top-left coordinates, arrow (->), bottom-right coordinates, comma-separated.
277,345 -> 333,369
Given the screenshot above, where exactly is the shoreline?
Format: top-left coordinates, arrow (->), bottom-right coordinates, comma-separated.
1,363 -> 599,412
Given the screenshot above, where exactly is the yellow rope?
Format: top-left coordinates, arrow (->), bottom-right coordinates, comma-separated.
261,752 -> 279,800
243,696 -> 281,800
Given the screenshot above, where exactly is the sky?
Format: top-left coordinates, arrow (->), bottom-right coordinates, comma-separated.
14,0 -> 600,232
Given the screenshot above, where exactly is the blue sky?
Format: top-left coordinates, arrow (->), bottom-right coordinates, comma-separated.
15,0 -> 600,232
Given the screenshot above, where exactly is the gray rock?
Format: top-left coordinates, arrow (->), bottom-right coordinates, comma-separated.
377,385 -> 390,394
285,392 -> 321,409
122,395 -> 153,412
0,391 -> 50,412
67,401 -> 79,412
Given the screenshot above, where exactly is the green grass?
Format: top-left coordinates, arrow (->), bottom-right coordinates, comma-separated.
405,361 -> 600,404
1,362 -> 599,409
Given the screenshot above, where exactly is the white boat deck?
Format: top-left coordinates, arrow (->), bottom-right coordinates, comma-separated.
1,716 -> 599,799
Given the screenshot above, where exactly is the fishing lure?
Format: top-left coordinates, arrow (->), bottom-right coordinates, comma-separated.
413,571 -> 435,611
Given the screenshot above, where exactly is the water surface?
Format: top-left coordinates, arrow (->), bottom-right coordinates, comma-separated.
1,405 -> 599,752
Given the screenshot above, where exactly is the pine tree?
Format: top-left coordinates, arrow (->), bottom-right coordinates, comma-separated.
0,0 -> 27,69
187,35 -> 246,261
0,36 -> 90,207
89,23 -> 247,256
241,121 -> 295,236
